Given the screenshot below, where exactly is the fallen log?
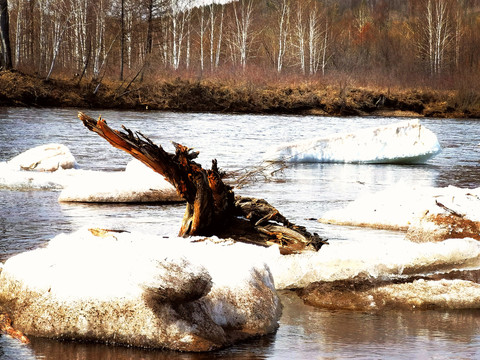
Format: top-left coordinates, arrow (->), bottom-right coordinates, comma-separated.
78,112 -> 327,254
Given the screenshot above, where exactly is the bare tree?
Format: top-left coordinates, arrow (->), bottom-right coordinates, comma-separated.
273,0 -> 290,73
307,1 -> 329,76
230,0 -> 254,70
197,5 -> 208,72
292,1 -> 306,74
13,0 -> 21,67
46,4 -> 73,80
452,0 -> 464,70
145,0 -> 154,55
0,0 -> 12,69
209,3 -> 224,71
120,0 -> 125,80
416,0 -> 453,76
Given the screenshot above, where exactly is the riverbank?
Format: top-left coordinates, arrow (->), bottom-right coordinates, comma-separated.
0,70 -> 479,118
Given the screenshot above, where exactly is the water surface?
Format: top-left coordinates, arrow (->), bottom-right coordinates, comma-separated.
1,108 -> 480,359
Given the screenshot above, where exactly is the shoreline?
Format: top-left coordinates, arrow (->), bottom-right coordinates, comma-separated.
1,71 -> 479,119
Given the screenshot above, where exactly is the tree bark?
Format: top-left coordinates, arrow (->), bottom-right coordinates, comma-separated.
78,112 -> 328,254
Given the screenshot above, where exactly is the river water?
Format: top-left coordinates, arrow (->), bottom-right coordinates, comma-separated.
0,108 -> 479,359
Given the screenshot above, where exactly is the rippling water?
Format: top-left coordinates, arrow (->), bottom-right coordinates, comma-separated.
1,108 -> 480,359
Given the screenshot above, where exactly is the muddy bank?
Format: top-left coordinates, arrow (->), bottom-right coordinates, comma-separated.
0,71 -> 479,118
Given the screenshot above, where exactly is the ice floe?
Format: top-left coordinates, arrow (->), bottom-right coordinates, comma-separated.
264,119 -> 441,164
269,236 -> 480,289
319,183 -> 480,235
306,183 -> 480,310
0,229 -> 281,351
0,145 -> 181,202
5,144 -> 77,172
298,278 -> 480,311
2,224 -> 480,350
58,159 -> 181,203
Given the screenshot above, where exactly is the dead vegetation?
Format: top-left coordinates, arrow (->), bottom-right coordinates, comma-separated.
0,70 -> 479,118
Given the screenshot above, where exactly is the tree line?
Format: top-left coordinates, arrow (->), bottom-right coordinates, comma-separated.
0,0 -> 479,89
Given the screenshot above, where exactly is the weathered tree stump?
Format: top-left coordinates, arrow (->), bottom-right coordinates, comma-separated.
78,112 -> 327,254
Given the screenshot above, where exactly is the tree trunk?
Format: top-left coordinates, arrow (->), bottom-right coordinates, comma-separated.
120,0 -> 125,81
78,112 -> 328,254
0,0 -> 12,70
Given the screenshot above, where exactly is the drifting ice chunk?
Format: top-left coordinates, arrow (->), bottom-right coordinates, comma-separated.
264,119 -> 441,164
299,278 -> 480,311
0,145 -> 180,202
59,160 -> 181,203
0,230 -> 281,351
6,143 -> 77,171
2,227 -> 480,348
319,183 -> 480,233
0,144 -> 80,190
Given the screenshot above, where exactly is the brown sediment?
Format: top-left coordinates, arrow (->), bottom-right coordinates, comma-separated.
406,213 -> 480,243
297,269 -> 480,311
0,312 -> 30,344
1,70 -> 479,118
318,218 -> 410,232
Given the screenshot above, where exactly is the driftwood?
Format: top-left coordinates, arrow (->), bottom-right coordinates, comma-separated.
78,112 -> 328,254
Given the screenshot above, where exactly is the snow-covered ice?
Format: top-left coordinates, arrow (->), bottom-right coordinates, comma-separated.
2,225 -> 480,350
305,183 -> 480,310
0,145 -> 181,202
5,143 -> 77,172
58,159 -> 181,203
300,278 -> 480,311
0,144 -> 79,190
264,119 -> 441,164
319,183 -> 480,233
0,230 -> 281,351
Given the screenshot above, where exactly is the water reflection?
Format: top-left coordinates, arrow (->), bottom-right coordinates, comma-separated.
24,292 -> 480,360
434,164 -> 480,188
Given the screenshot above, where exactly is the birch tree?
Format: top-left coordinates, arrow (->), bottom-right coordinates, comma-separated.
14,0 -> 21,67
46,5 -> 73,80
417,0 -> 452,75
273,0 -> 290,73
92,0 -> 107,80
120,0 -> 125,80
197,5 -> 208,72
292,1 -> 306,74
170,7 -> 190,70
307,2 -> 329,76
209,3 -> 224,71
230,0 -> 254,70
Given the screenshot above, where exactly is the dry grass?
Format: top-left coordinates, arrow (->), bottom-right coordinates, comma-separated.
0,69 -> 479,118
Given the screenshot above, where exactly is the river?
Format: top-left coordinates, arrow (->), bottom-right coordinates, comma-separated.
0,108 -> 479,359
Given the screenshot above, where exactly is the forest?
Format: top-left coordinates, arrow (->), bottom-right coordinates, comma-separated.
0,0 -> 479,117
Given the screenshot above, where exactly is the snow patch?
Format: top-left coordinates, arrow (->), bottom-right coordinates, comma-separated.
264,119 -> 441,164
